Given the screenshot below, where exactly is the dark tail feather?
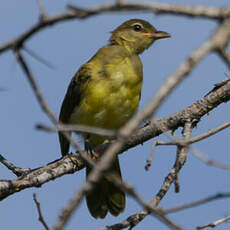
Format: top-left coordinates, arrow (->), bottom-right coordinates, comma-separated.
86,156 -> 125,218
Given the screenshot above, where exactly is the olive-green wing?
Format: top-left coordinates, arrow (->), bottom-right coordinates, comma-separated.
59,66 -> 90,155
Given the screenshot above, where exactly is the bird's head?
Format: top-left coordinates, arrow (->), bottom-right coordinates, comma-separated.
109,19 -> 170,54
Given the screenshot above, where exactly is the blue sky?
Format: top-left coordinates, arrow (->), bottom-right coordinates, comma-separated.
1,0 -> 230,229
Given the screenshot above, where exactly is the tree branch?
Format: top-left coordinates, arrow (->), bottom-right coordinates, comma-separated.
0,77 -> 229,201
1,2 -> 230,54
100,121 -> 192,230
0,154 -> 30,177
197,214 -> 230,229
163,193 -> 230,214
68,2 -> 230,20
33,193 -> 50,230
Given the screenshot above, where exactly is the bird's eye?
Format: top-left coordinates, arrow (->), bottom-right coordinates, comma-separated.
133,24 -> 142,32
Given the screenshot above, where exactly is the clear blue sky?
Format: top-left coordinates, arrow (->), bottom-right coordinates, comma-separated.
0,0 -> 230,229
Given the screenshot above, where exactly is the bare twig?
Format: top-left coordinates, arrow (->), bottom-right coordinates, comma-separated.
68,2 -> 230,20
145,140 -> 157,171
146,134 -> 230,170
217,49 -> 230,70
1,2 -> 230,54
33,193 -> 50,230
146,142 -> 230,170
163,193 -> 230,214
145,117 -> 230,174
14,49 -> 57,124
197,215 -> 230,229
155,119 -> 230,146
36,0 -> 47,20
36,123 -> 116,137
23,46 -> 55,69
174,121 -> 193,193
0,154 -> 30,177
191,148 -> 230,169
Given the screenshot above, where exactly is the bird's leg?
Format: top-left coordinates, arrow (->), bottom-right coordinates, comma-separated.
85,138 -> 93,155
84,135 -> 98,161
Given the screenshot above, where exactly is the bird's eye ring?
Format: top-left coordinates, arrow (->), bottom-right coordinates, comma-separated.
133,24 -> 142,32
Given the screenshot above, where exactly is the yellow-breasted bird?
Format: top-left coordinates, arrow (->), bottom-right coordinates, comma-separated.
59,19 -> 170,219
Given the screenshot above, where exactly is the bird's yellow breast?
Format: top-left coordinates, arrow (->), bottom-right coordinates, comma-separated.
70,56 -> 142,132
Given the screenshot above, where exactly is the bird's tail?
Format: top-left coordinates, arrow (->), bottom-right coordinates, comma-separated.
86,156 -> 125,218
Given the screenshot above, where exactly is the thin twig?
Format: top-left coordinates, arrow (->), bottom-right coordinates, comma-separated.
33,193 -> 50,230
174,121 -> 193,193
145,140 -> 157,171
36,0 -> 47,20
154,119 -> 230,146
14,49 -> 57,124
163,193 -> 230,214
197,215 -> 230,229
145,118 -> 230,174
68,2 -> 230,20
23,46 -> 55,69
155,144 -> 230,170
0,154 -> 30,177
36,123 -> 116,137
191,148 -> 230,169
217,48 -> 230,70
152,133 -> 230,170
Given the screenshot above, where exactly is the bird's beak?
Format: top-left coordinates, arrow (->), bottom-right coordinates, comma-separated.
152,31 -> 171,39
142,31 -> 171,40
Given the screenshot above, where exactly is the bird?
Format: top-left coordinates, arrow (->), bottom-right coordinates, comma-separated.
58,19 -> 170,219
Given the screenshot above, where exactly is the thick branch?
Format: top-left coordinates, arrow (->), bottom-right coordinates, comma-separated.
1,2 -> 230,53
0,155 -> 84,201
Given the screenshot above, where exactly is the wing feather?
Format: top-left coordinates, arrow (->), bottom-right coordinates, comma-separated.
58,66 -> 90,155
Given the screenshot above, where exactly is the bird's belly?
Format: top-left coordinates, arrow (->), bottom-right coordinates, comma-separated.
70,81 -> 141,130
